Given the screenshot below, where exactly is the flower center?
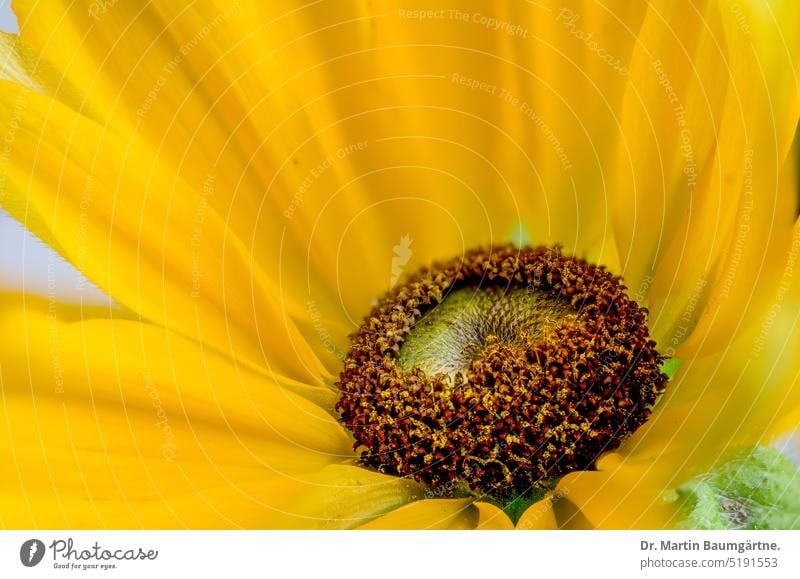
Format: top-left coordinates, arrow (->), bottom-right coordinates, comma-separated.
397,286 -> 578,377
335,245 -> 667,502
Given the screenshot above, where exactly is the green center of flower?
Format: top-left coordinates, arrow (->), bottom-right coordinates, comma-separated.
397,286 -> 578,377
335,245 -> 667,505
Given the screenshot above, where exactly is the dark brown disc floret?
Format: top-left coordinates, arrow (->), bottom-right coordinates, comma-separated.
335,245 -> 667,499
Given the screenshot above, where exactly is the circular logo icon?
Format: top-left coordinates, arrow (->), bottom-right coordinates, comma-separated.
19,539 -> 46,567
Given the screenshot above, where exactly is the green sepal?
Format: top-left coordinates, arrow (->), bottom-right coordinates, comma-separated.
670,446 -> 800,530
479,486 -> 551,526
660,356 -> 683,380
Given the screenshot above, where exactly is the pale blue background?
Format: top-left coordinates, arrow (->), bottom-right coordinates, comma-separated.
0,0 -> 17,33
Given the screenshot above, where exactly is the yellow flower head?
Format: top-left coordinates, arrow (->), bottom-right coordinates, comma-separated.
0,1 -> 799,529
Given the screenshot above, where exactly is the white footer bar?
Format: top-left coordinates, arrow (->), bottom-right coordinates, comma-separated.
2,531 -> 799,578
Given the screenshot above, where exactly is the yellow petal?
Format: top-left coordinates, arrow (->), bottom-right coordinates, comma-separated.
474,502 -> 514,530
0,30 -> 84,106
626,219 -> 800,467
0,79 -> 330,382
0,293 -> 352,528
0,31 -> 76,253
0,31 -> 35,87
678,146 -> 799,357
612,1 -> 800,354
555,454 -> 683,529
770,412 -> 800,443
367,2 -> 649,261
613,1 -> 728,293
572,248 -> 800,529
7,2 -> 524,367
9,2 -> 357,368
512,1 -> 647,261
357,498 -> 478,530
219,465 -> 426,530
0,464 -> 423,530
515,493 -> 559,530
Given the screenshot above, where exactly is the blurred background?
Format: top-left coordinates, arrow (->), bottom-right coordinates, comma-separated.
0,0 -> 15,32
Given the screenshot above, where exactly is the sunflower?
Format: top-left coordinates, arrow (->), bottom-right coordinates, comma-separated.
1,1 -> 799,530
